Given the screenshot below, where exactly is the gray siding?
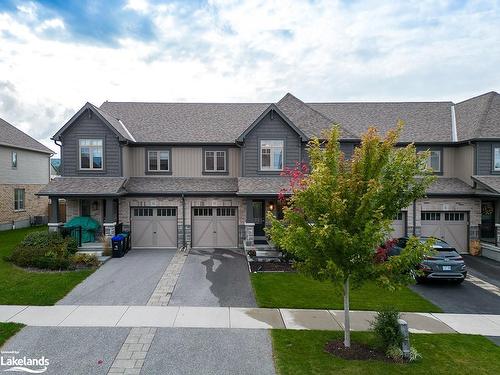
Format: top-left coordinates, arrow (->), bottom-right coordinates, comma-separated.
60,111 -> 122,177
242,112 -> 302,176
476,142 -> 500,175
0,146 -> 50,184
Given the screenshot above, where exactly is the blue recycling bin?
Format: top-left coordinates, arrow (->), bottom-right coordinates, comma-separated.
112,234 -> 125,258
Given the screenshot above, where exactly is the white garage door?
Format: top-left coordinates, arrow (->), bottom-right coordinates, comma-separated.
420,211 -> 468,253
390,211 -> 407,239
131,207 -> 177,249
192,207 -> 238,248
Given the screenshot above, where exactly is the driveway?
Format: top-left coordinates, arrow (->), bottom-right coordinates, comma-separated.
58,249 -> 175,305
169,248 -> 256,307
411,255 -> 500,314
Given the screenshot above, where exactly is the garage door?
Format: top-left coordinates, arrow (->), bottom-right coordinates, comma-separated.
192,207 -> 238,248
390,211 -> 407,239
131,207 -> 177,249
420,211 -> 468,253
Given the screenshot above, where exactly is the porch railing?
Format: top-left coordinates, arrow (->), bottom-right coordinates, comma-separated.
61,226 -> 82,247
479,223 -> 497,246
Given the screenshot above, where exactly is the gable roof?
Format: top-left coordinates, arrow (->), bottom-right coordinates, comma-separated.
0,117 -> 53,154
100,101 -> 269,143
277,93 -> 358,139
52,102 -> 135,142
309,101 -> 454,143
455,91 -> 500,141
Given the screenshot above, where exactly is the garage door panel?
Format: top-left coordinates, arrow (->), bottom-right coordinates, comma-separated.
421,211 -> 467,253
390,211 -> 406,239
131,207 -> 177,249
192,207 -> 238,248
216,218 -> 237,248
193,219 -> 214,248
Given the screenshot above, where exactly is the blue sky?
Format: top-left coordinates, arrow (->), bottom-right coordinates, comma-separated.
0,0 -> 499,152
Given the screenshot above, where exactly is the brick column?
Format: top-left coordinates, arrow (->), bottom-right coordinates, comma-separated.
103,198 -> 116,238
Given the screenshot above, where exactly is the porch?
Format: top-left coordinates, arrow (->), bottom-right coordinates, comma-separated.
478,200 -> 500,262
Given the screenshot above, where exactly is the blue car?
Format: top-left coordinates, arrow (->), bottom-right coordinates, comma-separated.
389,237 -> 467,283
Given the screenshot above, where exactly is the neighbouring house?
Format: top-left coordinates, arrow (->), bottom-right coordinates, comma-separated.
0,117 -> 53,231
37,92 -> 500,261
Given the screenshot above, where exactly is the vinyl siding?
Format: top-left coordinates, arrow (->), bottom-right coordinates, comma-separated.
476,142 -> 500,175
454,145 -> 474,185
125,146 -> 241,177
242,111 -> 302,176
0,146 -> 50,184
60,112 -> 121,176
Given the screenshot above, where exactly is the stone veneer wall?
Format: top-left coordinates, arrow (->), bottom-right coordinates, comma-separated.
65,198 -> 103,225
0,184 -> 48,230
119,196 -> 248,248
404,197 -> 481,240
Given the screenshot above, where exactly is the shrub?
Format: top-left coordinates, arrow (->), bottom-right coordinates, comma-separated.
71,253 -> 99,268
8,230 -> 86,271
370,309 -> 403,349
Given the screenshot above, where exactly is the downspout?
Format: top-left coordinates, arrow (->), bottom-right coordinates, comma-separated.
412,200 -> 417,236
182,193 -> 186,248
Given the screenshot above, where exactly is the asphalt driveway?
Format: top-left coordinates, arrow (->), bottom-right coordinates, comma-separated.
58,249 -> 175,305
169,248 -> 257,307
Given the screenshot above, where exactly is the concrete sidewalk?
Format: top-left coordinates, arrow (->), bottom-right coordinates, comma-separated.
2,305 -> 500,335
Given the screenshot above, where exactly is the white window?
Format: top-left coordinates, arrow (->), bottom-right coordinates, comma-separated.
205,151 -> 226,172
494,147 -> 500,171
425,150 -> 441,172
260,140 -> 284,171
79,139 -> 103,170
148,150 -> 170,171
11,151 -> 17,169
14,188 -> 24,210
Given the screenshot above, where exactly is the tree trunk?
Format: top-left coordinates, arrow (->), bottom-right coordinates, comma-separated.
343,276 -> 351,348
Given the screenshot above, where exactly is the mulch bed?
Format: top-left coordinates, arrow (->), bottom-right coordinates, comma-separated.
324,340 -> 392,362
249,261 -> 295,272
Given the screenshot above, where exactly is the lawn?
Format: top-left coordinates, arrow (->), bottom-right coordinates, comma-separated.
0,226 -> 93,305
272,330 -> 500,375
0,323 -> 24,347
251,273 -> 441,312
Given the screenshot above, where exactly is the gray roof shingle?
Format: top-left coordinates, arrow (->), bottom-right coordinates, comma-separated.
309,101 -> 454,143
237,177 -> 291,195
100,102 -> 269,143
455,92 -> 500,141
37,177 -> 127,196
0,117 -> 53,154
425,178 -> 476,195
124,177 -> 238,194
472,176 -> 500,194
277,93 -> 358,139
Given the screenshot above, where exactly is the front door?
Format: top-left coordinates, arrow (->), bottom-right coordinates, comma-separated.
481,201 -> 496,242
252,200 -> 265,236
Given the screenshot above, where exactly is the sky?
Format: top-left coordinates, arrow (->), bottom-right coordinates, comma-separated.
0,0 -> 499,154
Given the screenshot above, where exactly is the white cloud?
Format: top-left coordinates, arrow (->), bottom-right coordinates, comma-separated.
0,0 -> 499,157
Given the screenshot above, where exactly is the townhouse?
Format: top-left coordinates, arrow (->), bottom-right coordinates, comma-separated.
38,92 -> 500,258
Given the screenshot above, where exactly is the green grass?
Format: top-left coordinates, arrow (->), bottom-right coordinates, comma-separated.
272,330 -> 500,375
0,226 -> 94,305
251,273 -> 441,312
0,323 -> 24,347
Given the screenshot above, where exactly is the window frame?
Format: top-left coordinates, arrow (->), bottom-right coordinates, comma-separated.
14,188 -> 25,211
493,146 -> 500,172
204,150 -> 227,173
259,139 -> 284,171
79,139 -> 104,170
147,150 -> 170,172
417,146 -> 443,175
11,151 -> 17,169
426,149 -> 442,173
144,147 -> 172,175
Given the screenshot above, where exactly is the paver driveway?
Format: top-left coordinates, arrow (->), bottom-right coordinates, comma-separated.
58,249 -> 175,305
169,248 -> 257,307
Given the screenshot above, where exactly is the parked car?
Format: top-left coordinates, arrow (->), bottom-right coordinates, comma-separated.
388,237 -> 467,283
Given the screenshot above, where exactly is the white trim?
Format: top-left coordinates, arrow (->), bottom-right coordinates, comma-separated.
79,139 -> 104,170
494,147 -> 500,171
147,150 -> 170,172
260,140 -> 284,171
451,105 -> 458,142
204,150 -> 227,172
119,119 -> 136,142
